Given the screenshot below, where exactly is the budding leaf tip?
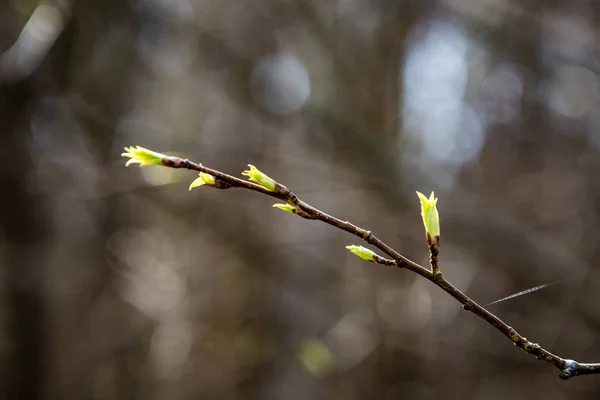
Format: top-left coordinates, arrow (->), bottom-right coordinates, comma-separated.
416,190 -> 440,238
121,145 -> 166,168
345,245 -> 377,262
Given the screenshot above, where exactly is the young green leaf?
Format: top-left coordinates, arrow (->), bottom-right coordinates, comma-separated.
189,169 -> 217,190
273,203 -> 295,214
345,245 -> 377,262
242,164 -> 277,192
416,191 -> 440,238
121,146 -> 166,167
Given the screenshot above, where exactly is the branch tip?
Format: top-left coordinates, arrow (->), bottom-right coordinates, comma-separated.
121,145 -> 166,167
416,191 -> 440,238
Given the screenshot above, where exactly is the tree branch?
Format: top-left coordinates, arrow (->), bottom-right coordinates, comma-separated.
124,148 -> 600,380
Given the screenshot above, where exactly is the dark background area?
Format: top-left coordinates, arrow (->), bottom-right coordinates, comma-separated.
1,0 -> 600,399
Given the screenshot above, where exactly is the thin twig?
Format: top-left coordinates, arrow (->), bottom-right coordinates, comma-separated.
429,242 -> 440,275
151,154 -> 600,380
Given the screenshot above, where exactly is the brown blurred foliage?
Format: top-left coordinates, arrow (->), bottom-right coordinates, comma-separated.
1,0 -> 600,399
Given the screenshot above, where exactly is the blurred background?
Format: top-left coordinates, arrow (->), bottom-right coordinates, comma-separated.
1,0 -> 600,399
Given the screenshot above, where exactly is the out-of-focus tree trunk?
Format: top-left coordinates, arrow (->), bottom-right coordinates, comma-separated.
0,66 -> 49,400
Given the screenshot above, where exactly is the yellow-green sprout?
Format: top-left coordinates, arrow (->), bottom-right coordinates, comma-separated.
242,164 -> 277,192
189,168 -> 217,190
345,245 -> 377,262
121,146 -> 166,167
416,191 -> 440,238
273,203 -> 295,214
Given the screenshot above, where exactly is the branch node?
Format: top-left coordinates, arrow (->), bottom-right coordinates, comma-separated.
559,360 -> 577,380
162,156 -> 179,168
294,207 -> 314,219
213,178 -> 232,189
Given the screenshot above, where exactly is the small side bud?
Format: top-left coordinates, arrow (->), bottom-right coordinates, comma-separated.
345,245 -> 377,262
242,164 -> 277,192
416,191 -> 440,239
417,191 -> 441,274
121,146 -> 166,167
273,203 -> 295,214
189,168 -> 217,190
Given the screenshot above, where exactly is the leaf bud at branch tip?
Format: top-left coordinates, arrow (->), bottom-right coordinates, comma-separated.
416,191 -> 440,240
121,146 -> 166,167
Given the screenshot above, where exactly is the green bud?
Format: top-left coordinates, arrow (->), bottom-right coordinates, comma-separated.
416,191 -> 440,238
242,164 -> 277,192
273,203 -> 295,214
121,146 -> 166,167
345,245 -> 377,262
189,167 -> 217,190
